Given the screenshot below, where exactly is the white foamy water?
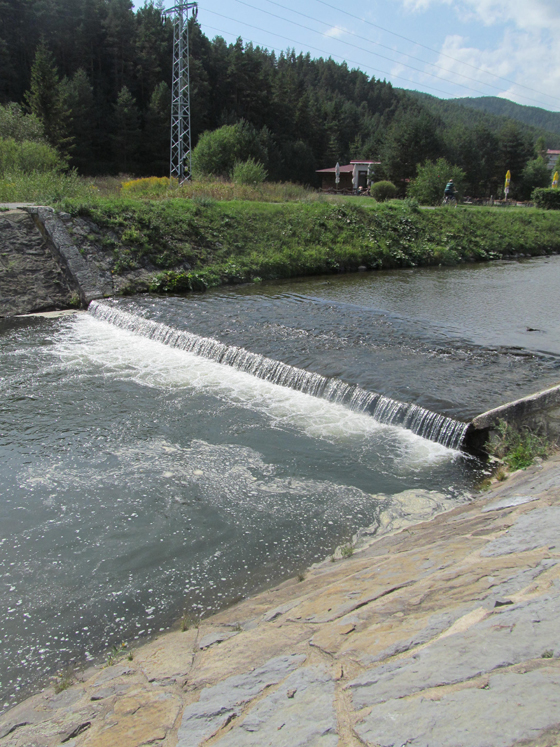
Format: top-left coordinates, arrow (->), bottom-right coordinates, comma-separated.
87,301 -> 469,449
53,313 -> 456,468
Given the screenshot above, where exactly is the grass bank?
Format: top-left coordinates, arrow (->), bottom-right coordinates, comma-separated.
59,197 -> 560,292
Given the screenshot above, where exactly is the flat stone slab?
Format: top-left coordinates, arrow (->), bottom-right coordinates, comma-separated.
482,494 -> 539,512
481,506 -> 560,556
355,668 -> 560,747
176,654 -> 306,746
213,666 -> 338,746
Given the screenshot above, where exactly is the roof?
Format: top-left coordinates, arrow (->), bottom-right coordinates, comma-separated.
547,150 -> 560,155
316,161 -> 381,174
316,164 -> 355,174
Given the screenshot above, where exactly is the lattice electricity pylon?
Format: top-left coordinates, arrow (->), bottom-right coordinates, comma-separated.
164,2 -> 198,183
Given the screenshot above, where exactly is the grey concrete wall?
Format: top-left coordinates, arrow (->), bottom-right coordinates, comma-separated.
466,383 -> 560,451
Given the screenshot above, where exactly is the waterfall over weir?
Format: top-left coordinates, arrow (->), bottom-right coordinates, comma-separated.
89,300 -> 469,450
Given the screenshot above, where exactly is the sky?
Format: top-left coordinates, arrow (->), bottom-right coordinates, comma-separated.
164,0 -> 560,112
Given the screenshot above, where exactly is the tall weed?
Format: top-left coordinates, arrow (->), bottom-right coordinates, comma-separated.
0,170 -> 97,202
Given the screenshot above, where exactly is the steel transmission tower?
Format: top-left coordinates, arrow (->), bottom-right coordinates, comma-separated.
164,2 -> 198,182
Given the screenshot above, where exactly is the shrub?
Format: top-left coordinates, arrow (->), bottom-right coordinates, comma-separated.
370,181 -> 398,202
0,103 -> 45,143
520,157 -> 550,199
407,158 -> 465,206
0,137 -> 64,175
192,121 -> 269,178
231,158 -> 267,185
532,187 -> 560,210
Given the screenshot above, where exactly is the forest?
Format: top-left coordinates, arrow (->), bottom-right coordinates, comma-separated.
1,0 -> 558,197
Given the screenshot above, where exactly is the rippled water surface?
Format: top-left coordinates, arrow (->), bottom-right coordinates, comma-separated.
1,256 -> 559,710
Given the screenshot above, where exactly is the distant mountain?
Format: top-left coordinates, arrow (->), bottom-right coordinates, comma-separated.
454,97 -> 560,135
405,91 -> 560,148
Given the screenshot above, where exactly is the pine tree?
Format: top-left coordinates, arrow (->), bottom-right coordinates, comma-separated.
25,40 -> 72,153
64,69 -> 96,171
111,85 -> 141,173
143,80 -> 170,175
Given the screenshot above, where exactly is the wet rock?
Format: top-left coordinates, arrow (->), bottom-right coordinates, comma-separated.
0,210 -> 74,316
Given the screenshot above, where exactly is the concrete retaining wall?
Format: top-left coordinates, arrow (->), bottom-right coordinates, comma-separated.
465,383 -> 560,451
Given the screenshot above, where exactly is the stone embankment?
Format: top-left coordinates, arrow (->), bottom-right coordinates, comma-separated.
1,456 -> 560,747
0,205 -> 162,317
0,208 -> 75,316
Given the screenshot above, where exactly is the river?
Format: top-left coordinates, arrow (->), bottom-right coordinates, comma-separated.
1,255 -> 559,710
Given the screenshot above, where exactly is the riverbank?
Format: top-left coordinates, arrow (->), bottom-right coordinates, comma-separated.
2,200 -> 560,316
2,455 -> 559,746
59,199 -> 560,297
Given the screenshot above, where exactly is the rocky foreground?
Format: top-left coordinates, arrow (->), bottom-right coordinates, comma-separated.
1,457 -> 560,747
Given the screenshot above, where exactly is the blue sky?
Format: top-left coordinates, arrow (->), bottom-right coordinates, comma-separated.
164,0 -> 560,112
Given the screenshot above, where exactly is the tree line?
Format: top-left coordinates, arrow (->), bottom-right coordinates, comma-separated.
0,0 -> 556,196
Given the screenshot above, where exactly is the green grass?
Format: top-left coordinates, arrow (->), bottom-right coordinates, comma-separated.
55,196 -> 560,292
488,420 -> 553,471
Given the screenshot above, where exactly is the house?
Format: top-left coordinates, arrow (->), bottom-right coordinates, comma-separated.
546,149 -> 560,170
316,160 -> 380,191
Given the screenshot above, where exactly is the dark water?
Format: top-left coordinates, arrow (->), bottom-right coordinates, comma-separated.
1,256 -> 559,711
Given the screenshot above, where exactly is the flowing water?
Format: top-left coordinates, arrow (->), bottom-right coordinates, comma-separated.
1,255 -> 559,710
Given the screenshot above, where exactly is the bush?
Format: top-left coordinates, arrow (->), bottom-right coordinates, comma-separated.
520,158 -> 550,200
231,158 -> 267,185
407,158 -> 466,206
532,187 -> 560,210
0,137 -> 64,176
192,121 -> 269,178
0,103 -> 45,143
370,181 -> 398,202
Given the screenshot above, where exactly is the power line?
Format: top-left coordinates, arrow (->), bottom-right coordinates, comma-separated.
202,10 -> 463,99
311,0 -> 560,108
230,0 -> 558,108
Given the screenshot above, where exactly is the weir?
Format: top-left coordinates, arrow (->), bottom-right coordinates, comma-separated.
89,300 -> 469,450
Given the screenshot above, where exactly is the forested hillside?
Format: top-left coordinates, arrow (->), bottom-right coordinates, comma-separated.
1,0 -> 558,196
453,97 -> 560,136
407,92 -> 560,146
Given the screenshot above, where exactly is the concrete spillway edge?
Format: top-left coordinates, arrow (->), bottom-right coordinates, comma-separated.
466,383 -> 560,451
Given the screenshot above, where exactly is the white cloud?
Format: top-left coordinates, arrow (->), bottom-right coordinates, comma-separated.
432,30 -> 560,108
402,0 -> 560,32
455,0 -> 560,32
324,25 -> 347,38
399,0 -> 560,109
